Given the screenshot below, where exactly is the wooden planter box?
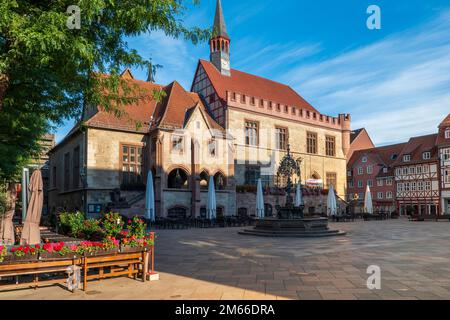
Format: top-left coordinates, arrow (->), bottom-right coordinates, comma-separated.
119,245 -> 148,254
1,254 -> 39,264
38,252 -> 79,261
83,248 -> 120,257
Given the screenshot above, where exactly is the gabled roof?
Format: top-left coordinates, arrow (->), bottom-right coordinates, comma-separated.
152,80 -> 224,132
393,134 -> 438,166
197,60 -> 318,113
436,114 -> 450,146
67,71 -> 223,138
86,78 -> 162,133
439,114 -> 450,127
348,143 -> 406,177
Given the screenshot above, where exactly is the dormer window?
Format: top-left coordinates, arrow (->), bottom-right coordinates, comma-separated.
383,167 -> 388,173
403,154 -> 411,162
391,154 -> 398,160
446,129 -> 450,139
423,152 -> 431,160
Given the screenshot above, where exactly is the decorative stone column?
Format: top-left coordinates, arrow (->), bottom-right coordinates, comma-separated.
154,134 -> 164,218
191,139 -> 201,218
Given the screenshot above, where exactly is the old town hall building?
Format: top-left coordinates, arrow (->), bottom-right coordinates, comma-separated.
48,0 -> 352,218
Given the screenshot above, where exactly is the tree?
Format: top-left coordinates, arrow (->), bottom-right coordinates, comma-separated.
0,0 -> 209,180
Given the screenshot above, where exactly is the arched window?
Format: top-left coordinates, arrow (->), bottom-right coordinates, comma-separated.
221,40 -> 225,51
214,172 -> 226,190
212,40 -> 216,52
200,171 -> 209,190
168,168 -> 189,189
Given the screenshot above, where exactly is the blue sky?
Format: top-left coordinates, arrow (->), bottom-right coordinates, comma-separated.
55,0 -> 450,146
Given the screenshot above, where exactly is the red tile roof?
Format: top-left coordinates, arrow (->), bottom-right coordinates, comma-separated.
393,134 -> 438,166
439,114 -> 450,127
348,143 -> 406,171
152,81 -> 223,132
86,78 -> 162,133
197,60 -> 318,112
436,114 -> 450,146
84,73 -> 223,134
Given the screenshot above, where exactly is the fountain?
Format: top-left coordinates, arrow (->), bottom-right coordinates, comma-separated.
239,145 -> 346,238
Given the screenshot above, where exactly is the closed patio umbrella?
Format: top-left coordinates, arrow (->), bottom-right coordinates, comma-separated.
256,178 -> 265,219
145,171 -> 155,222
0,183 -> 17,245
295,183 -> 303,207
364,185 -> 373,214
207,176 -> 216,220
21,170 -> 43,245
327,185 -> 337,217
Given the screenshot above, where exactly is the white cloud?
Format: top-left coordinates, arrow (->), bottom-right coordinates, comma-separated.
127,30 -> 206,88
277,10 -> 450,145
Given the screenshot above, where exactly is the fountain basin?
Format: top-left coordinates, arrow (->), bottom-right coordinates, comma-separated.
239,217 -> 346,238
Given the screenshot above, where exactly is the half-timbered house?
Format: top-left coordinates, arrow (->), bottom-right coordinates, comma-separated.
394,134 -> 440,216
437,114 -> 450,214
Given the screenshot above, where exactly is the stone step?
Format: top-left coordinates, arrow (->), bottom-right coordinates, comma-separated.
238,229 -> 346,238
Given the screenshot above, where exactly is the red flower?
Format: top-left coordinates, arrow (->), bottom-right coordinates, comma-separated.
43,243 -> 53,253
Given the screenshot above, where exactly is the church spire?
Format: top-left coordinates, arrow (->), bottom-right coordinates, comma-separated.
213,0 -> 229,39
210,0 -> 231,76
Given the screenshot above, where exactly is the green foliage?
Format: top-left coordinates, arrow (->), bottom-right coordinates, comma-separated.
81,218 -> 103,240
0,0 -> 210,180
128,216 -> 147,239
58,211 -> 86,237
101,212 -> 124,238
0,187 -> 7,217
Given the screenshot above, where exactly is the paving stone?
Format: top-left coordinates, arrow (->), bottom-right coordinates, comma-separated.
3,220 -> 450,300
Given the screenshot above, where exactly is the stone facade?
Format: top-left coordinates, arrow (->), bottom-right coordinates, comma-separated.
149,105 -> 236,218
227,101 -> 349,199
49,84 -> 237,219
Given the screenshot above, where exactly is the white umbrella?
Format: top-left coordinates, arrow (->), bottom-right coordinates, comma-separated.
295,183 -> 303,207
256,178 -> 265,219
327,185 -> 337,217
207,176 -> 217,220
364,185 -> 373,214
145,171 -> 155,222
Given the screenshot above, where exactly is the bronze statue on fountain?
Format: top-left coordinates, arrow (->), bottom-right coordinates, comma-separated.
275,145 -> 305,219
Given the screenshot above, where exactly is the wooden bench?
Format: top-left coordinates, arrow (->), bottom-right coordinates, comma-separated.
82,251 -> 149,291
0,258 -> 81,292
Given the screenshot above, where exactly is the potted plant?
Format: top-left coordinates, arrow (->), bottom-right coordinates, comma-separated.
0,245 -> 7,263
94,237 -> 120,256
39,242 -> 78,261
101,212 -> 124,238
75,241 -> 103,257
5,245 -> 40,263
80,218 -> 104,241
120,217 -> 149,253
